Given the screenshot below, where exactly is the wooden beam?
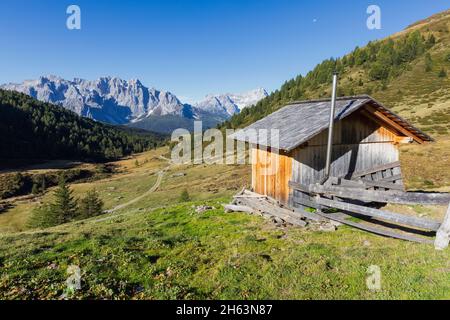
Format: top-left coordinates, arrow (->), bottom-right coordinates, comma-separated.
292,195 -> 324,210
234,195 -> 267,199
360,109 -> 403,137
330,176 -> 404,191
315,211 -> 433,244
315,196 -> 441,231
290,181 -> 450,205
329,177 -> 366,188
365,105 -> 425,144
289,181 -> 311,193
359,179 -> 405,191
435,202 -> 450,250
224,205 -> 257,215
291,207 -> 325,222
372,174 -> 403,183
348,161 -> 401,179
232,191 -> 308,227
394,136 -> 413,144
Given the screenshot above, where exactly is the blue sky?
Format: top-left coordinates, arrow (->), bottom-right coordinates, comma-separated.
0,0 -> 449,102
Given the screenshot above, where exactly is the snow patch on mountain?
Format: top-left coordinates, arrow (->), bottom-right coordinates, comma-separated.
1,75 -> 187,124
195,88 -> 268,116
1,76 -> 268,131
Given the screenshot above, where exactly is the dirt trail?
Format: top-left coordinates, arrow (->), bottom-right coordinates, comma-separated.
105,168 -> 166,213
0,156 -> 175,237
105,156 -> 173,214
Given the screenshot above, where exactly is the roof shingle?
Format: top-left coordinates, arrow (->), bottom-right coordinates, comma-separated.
230,95 -> 432,152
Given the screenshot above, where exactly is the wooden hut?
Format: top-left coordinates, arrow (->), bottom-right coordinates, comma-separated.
231,95 -> 433,206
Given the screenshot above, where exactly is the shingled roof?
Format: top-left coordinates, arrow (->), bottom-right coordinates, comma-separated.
230,95 -> 433,152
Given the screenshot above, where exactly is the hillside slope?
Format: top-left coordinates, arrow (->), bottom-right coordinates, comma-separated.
0,147 -> 449,299
223,9 -> 450,137
0,89 -> 165,161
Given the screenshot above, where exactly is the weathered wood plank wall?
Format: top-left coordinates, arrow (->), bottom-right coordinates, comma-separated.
251,147 -> 292,204
291,111 -> 401,186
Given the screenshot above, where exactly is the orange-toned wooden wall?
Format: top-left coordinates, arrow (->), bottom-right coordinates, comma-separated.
251,147 -> 292,204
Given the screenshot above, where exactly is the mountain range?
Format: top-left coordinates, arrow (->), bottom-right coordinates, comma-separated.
0,76 -> 268,133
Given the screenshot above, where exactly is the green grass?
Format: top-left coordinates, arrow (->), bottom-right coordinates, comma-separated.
0,146 -> 251,234
0,144 -> 449,300
1,199 -> 450,300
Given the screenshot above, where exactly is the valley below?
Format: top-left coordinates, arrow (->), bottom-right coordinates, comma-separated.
0,142 -> 449,299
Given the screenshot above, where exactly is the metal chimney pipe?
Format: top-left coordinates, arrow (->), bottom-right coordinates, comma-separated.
322,72 -> 338,184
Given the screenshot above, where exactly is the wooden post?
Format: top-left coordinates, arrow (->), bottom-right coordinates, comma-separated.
435,202 -> 450,250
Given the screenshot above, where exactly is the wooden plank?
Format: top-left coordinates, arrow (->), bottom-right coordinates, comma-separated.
371,174 -> 403,183
290,181 -> 450,205
330,177 -> 404,191
315,197 -> 441,231
360,109 -> 403,138
329,177 -> 365,188
348,161 -> 401,179
315,211 -> 433,244
292,206 -> 325,222
234,195 -> 308,227
365,105 -> 425,144
224,205 -> 257,215
359,179 -> 405,191
435,202 -> 450,250
292,196 -> 323,210
234,195 -> 267,199
374,170 -> 384,186
394,136 -> 414,144
289,181 -> 310,193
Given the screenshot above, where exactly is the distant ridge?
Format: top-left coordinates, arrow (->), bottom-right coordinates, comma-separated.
1,76 -> 268,134
0,89 -> 165,161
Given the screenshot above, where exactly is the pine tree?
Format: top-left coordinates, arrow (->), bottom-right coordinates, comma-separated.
180,189 -> 190,202
369,61 -> 390,80
51,177 -> 78,223
28,204 -> 58,228
426,34 -> 436,48
78,189 -> 104,219
424,53 -> 433,72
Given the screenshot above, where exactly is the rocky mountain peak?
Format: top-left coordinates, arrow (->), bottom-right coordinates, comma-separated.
1,76 -> 268,133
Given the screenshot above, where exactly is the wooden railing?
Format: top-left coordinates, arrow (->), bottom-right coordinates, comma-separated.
341,161 -> 404,191
289,180 -> 450,248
